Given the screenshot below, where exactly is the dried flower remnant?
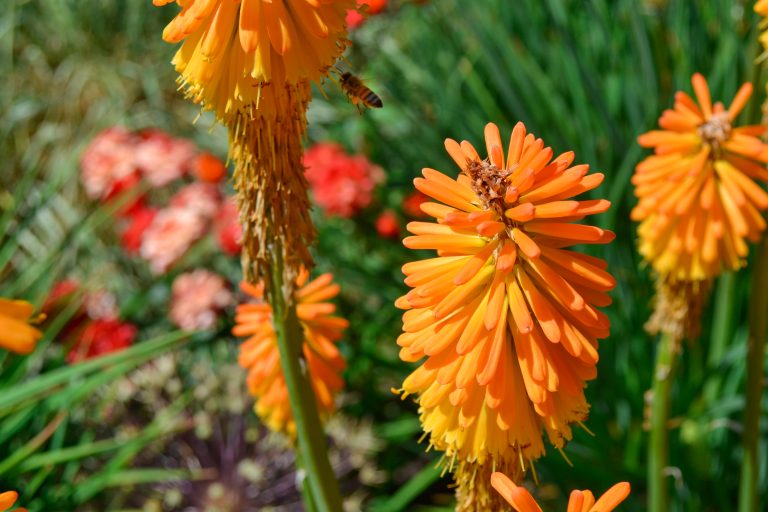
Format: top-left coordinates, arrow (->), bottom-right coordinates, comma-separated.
491,472 -> 630,512
233,270 -> 348,436
170,270 -> 233,331
633,74 -> 768,340
154,0 -> 355,293
0,298 -> 44,355
396,122 -> 614,507
304,142 -> 385,218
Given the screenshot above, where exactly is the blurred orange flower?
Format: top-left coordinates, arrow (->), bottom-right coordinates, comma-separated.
491,472 -> 630,512
633,73 -> 768,282
0,491 -> 26,512
233,270 -> 348,436
0,298 -> 44,355
396,122 -> 614,505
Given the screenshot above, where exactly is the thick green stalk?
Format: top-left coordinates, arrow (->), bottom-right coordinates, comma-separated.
268,250 -> 343,512
738,38 -> 766,512
649,332 -> 679,512
738,237 -> 768,512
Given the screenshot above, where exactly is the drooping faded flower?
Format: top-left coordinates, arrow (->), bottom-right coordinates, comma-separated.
233,269 -> 347,436
491,472 -> 630,512
632,74 -> 768,339
396,122 -> 614,509
170,269 -> 233,331
155,0 -> 356,295
0,298 -> 44,355
0,491 -> 27,512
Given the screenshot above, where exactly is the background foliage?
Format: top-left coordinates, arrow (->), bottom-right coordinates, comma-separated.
1,0 -> 767,510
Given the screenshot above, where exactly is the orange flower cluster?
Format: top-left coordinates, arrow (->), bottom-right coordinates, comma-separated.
491,472 -> 630,512
0,298 -> 43,355
633,74 -> 768,282
233,270 -> 347,436
397,122 -> 615,473
154,0 -> 353,119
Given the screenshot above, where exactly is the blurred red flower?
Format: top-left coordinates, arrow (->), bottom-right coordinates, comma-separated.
214,198 -> 242,256
80,127 -> 138,200
67,318 -> 136,363
134,129 -> 196,187
347,0 -> 388,28
169,269 -> 233,331
303,142 -> 384,217
194,152 -> 227,183
120,207 -> 158,254
402,191 -> 430,218
375,209 -> 400,239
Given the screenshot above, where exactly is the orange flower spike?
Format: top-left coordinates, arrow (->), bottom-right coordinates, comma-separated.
634,73 -> 768,284
491,472 -> 631,512
397,122 -> 614,509
233,271 -> 348,436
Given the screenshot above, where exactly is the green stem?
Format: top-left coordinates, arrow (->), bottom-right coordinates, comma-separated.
649,332 -> 679,512
296,449 -> 319,512
738,237 -> 768,512
702,272 -> 736,403
268,251 -> 343,512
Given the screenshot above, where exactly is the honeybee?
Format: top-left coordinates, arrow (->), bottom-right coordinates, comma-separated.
339,72 -> 383,110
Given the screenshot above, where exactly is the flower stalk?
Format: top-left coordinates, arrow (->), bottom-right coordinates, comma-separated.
267,244 -> 343,512
738,235 -> 768,512
648,331 -> 678,512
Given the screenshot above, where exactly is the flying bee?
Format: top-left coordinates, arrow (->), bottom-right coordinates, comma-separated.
338,72 -> 383,110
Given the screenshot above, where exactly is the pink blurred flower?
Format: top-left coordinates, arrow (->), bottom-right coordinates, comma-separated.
67,318 -> 136,363
134,130 -> 197,187
169,183 -> 221,219
346,0 -> 388,29
303,142 -> 384,217
375,209 -> 400,239
80,127 -> 138,200
169,269 -> 232,331
83,289 -> 119,321
214,198 -> 242,256
120,207 -> 158,254
140,207 -> 206,274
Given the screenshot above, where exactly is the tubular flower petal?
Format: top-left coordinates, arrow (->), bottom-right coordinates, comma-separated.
491,472 -> 630,512
233,269 -> 348,436
633,74 -> 768,340
0,298 -> 44,355
396,122 -> 614,505
155,0 -> 353,120
0,490 -> 26,512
